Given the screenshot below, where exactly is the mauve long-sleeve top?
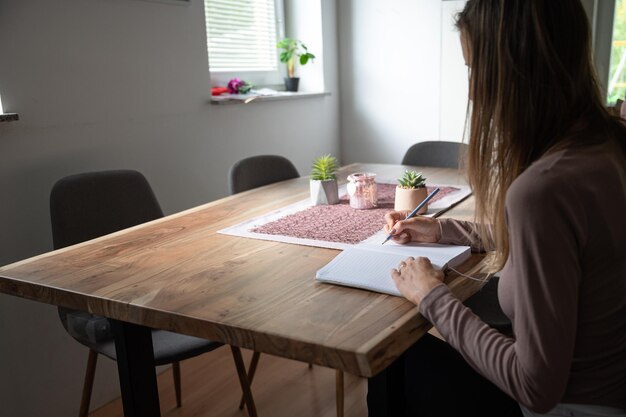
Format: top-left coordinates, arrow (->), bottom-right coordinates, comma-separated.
419,144 -> 626,413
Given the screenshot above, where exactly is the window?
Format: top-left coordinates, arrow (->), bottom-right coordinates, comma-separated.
204,0 -> 284,87
609,0 -> 626,103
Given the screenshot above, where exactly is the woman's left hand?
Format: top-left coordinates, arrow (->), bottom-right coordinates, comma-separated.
392,257 -> 445,305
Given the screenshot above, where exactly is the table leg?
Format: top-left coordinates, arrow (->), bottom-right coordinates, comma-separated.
111,320 -> 161,417
367,354 -> 406,417
336,370 -> 344,417
230,346 -> 258,417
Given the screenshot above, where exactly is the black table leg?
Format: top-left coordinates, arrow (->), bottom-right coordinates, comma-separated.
367,353 -> 406,417
111,320 -> 161,417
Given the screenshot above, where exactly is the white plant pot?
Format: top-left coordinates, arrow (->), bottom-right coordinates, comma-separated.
310,179 -> 339,205
394,186 -> 428,213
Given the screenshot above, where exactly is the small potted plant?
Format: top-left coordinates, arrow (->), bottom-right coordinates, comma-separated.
310,154 -> 339,205
277,38 -> 316,92
394,170 -> 428,213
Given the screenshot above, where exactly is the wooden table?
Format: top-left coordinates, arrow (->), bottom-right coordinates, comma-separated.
0,163 -> 482,417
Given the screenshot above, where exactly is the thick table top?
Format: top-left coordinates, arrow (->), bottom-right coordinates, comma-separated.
0,163 -> 482,377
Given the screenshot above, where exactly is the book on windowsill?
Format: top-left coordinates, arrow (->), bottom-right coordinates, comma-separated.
315,240 -> 471,297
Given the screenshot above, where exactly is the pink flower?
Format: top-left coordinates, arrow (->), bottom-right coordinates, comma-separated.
227,78 -> 253,94
227,78 -> 244,94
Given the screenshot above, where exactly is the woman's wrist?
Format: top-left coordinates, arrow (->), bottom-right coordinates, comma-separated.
425,218 -> 442,243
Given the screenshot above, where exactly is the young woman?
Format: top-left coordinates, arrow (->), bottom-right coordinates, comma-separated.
370,1 -> 626,416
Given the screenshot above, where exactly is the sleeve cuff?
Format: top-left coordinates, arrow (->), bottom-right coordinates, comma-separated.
437,218 -> 487,252
438,218 -> 461,244
418,282 -> 452,320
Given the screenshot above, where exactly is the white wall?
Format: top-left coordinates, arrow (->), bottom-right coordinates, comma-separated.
338,0 -> 446,165
0,0 -> 339,415
439,1 -> 469,143
284,0 -> 326,92
336,0 -> 611,168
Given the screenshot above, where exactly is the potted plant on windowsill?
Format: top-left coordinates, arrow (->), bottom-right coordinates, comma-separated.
394,170 -> 428,212
277,38 -> 315,92
310,154 -> 339,205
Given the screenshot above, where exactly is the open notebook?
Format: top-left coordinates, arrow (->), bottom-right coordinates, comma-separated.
316,241 -> 471,296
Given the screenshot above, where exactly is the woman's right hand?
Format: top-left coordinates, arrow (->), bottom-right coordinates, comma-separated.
384,211 -> 441,244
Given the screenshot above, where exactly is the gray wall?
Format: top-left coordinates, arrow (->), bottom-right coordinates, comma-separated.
0,0 -> 339,415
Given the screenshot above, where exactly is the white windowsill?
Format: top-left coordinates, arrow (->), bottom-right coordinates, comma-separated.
210,91 -> 331,105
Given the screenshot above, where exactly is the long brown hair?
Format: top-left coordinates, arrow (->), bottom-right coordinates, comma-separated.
456,0 -> 626,272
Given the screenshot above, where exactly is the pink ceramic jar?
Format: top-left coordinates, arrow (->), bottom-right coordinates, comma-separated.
347,173 -> 377,209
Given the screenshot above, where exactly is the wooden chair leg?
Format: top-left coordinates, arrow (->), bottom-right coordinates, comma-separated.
173,361 -> 182,408
238,351 -> 261,410
336,370 -> 344,417
230,346 -> 258,417
79,349 -> 98,417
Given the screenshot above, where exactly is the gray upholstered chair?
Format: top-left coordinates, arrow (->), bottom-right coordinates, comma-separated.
402,140 -> 468,169
402,141 -> 512,335
229,154 -> 300,194
50,170 -> 256,417
228,156 -> 346,417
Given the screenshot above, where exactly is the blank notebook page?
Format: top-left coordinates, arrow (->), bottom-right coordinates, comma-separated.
315,242 -> 471,296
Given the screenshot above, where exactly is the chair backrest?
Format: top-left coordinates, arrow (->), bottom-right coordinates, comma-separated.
50,170 -> 164,250
228,155 -> 300,195
50,170 -> 164,341
401,141 -> 468,169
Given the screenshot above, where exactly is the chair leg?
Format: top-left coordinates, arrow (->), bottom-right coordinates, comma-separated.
230,346 -> 258,417
173,361 -> 182,408
336,370 -> 344,417
79,349 -> 98,417
238,351 -> 261,410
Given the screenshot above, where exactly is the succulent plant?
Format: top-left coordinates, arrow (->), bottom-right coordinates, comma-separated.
311,154 -> 338,181
398,170 -> 426,189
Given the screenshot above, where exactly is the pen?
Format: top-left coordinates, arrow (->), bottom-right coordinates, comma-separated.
381,187 -> 440,245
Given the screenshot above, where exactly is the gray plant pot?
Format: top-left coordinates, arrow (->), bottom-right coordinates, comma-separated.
310,179 -> 339,205
284,77 -> 300,92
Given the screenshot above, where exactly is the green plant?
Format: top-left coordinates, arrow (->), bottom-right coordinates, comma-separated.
311,154 -> 338,181
277,38 -> 316,78
398,170 -> 426,189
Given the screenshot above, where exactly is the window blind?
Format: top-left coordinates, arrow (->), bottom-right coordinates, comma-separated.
205,0 -> 279,72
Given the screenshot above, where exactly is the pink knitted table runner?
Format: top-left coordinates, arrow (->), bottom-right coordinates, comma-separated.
251,184 -> 459,245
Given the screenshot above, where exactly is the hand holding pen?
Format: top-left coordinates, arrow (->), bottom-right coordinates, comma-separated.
382,188 -> 441,245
